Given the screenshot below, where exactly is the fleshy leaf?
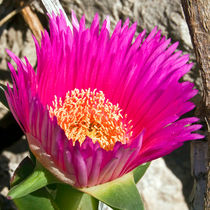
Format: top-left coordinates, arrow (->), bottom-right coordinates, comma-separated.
10,157 -> 58,210
0,84 -> 9,109
55,184 -> 99,210
14,188 -> 58,210
81,173 -> 144,210
8,161 -> 59,199
10,156 -> 35,188
133,162 -> 150,183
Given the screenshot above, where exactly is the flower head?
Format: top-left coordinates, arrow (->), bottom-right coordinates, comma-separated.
5,11 -> 203,188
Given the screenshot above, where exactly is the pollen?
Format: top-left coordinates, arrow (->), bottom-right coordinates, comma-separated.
49,89 -> 133,151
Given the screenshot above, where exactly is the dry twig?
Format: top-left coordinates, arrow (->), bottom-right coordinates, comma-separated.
19,0 -> 44,44
0,2 -> 30,27
0,0 -> 44,44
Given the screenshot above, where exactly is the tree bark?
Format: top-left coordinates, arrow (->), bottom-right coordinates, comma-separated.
181,0 -> 210,209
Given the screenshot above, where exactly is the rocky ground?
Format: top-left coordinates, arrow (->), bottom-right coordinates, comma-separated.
0,0 -> 204,209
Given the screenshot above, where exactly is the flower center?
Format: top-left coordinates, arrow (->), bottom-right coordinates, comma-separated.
49,89 -> 132,151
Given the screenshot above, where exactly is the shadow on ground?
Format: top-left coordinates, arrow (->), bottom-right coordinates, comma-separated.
0,140 -> 28,210
163,142 -> 193,209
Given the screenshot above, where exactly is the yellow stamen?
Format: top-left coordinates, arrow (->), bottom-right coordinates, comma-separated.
49,88 -> 132,151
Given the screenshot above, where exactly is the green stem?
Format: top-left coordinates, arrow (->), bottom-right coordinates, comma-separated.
55,184 -> 99,210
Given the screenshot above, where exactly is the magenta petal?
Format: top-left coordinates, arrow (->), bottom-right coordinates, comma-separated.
88,149 -> 103,186
72,145 -> 88,187
98,158 -> 119,184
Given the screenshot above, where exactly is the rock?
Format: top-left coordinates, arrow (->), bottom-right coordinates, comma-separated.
138,158 -> 188,210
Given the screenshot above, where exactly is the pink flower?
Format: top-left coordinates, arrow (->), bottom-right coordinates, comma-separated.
5,12 -> 203,188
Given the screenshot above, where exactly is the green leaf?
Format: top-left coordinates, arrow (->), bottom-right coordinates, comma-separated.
0,84 -> 9,109
81,173 -> 144,210
29,150 -> 36,165
133,162 -> 150,183
10,156 -> 35,188
8,162 -> 59,199
14,187 -> 58,210
55,184 -> 98,210
10,157 -> 59,210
